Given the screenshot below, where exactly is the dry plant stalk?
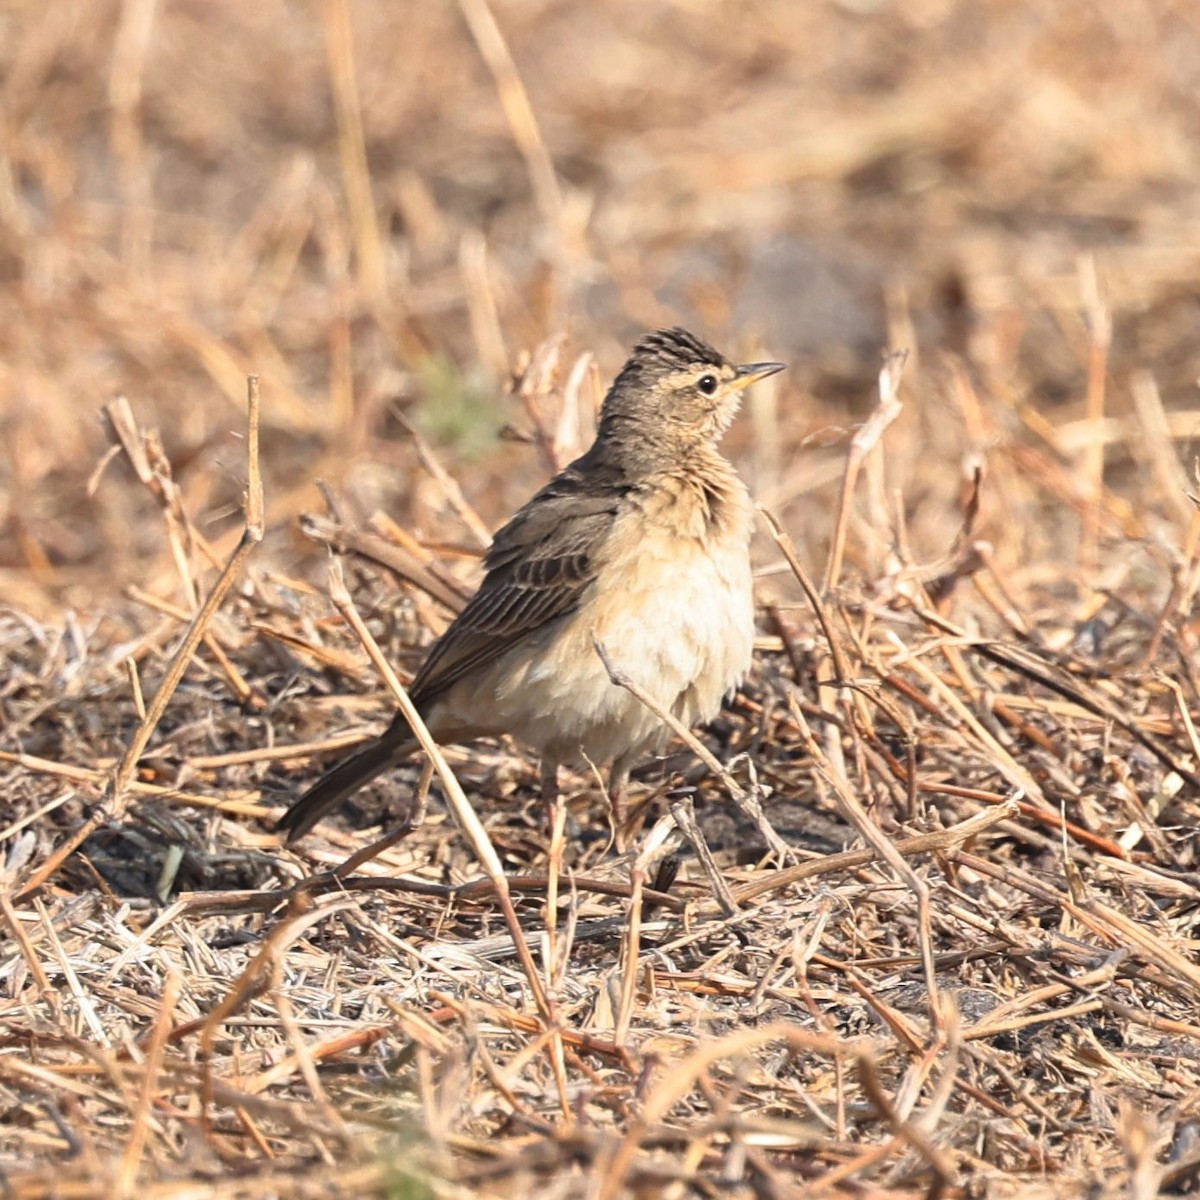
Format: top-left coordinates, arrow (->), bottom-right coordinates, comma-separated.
823,350 -> 907,594
323,0 -> 387,311
322,558 -> 553,1011
318,555 -> 576,1121
456,0 -> 564,236
14,377 -> 264,901
1079,255 -> 1111,579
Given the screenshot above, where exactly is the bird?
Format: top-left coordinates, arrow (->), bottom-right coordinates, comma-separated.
276,327 -> 785,843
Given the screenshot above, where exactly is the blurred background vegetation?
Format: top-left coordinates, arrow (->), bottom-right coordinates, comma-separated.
2,0 -> 1198,615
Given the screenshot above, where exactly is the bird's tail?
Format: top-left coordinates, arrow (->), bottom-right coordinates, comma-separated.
275,715 -> 418,843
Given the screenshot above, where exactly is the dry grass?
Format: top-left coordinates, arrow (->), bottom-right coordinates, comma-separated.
5,0 -> 1200,1196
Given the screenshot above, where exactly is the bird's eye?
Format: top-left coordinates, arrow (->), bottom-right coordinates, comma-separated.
697,374 -> 718,396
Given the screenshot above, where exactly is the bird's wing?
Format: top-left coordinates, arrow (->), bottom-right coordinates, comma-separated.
409,464 -> 628,705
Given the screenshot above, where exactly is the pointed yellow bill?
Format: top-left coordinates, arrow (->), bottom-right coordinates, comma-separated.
730,361 -> 786,391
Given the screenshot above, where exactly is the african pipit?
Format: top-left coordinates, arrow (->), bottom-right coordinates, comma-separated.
277,327 -> 784,842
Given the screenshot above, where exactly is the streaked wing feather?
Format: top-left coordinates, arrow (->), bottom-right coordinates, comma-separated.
409,474 -> 624,704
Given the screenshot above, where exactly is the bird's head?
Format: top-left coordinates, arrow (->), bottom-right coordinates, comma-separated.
600,327 -> 784,450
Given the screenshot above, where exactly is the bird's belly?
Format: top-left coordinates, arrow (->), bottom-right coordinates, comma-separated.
472,516 -> 755,766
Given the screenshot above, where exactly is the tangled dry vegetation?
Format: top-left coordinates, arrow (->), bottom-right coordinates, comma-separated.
4,1 -> 1200,1197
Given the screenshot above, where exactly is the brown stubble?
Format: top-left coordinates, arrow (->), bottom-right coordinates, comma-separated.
6,3 -> 1200,1197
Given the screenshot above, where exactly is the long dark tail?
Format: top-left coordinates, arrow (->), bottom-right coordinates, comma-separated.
275,715 -> 418,843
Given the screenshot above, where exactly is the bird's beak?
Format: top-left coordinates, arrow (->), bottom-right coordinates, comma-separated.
731,361 -> 786,391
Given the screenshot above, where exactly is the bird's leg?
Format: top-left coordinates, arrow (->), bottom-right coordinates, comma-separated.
608,758 -> 632,851
539,758 -> 561,833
